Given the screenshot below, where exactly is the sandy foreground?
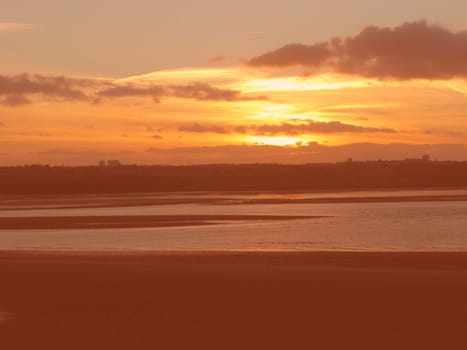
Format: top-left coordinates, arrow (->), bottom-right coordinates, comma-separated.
1,251 -> 467,350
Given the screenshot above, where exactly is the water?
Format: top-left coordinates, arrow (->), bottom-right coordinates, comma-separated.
1,190 -> 467,251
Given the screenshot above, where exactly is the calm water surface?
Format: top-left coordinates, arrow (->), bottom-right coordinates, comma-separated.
1,190 -> 467,251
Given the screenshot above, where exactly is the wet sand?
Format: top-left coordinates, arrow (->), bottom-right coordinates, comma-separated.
2,191 -> 467,211
1,251 -> 467,349
0,215 -> 320,230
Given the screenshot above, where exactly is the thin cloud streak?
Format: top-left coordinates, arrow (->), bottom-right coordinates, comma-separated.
178,123 -> 230,134
177,120 -> 397,135
2,94 -> 31,107
0,22 -> 35,32
208,55 -> 227,64
99,82 -> 267,102
0,73 -> 267,106
0,74 -> 94,103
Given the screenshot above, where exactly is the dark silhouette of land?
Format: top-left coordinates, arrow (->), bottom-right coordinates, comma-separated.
2,161 -> 467,194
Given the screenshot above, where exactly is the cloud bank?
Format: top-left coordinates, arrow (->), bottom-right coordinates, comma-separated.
0,73 -> 265,106
144,143 -> 467,164
0,74 -> 92,105
98,82 -> 266,102
247,21 -> 467,80
178,120 -> 397,135
178,123 -> 230,134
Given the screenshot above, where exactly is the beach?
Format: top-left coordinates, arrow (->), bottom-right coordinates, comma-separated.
4,2 -> 467,349
1,251 -> 467,350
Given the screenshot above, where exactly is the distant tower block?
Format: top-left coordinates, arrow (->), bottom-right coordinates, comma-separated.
98,160 -> 106,167
107,160 -> 121,167
422,154 -> 430,162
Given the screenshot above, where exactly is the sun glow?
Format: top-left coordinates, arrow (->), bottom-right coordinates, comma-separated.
246,104 -> 325,122
242,76 -> 370,93
117,67 -> 240,85
247,136 -> 305,146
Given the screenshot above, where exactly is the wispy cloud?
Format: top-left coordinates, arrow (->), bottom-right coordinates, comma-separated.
98,82 -> 268,102
0,74 -> 94,105
177,120 -> 397,136
208,55 -> 227,64
2,94 -> 31,107
178,123 -> 230,134
0,73 -> 266,106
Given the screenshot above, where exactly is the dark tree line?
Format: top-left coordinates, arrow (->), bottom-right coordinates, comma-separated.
1,161 -> 467,195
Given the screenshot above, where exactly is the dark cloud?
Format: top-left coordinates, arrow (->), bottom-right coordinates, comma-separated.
247,21 -> 467,80
208,55 -> 227,64
252,120 -> 397,135
170,83 -> 266,102
0,73 -> 264,106
0,74 -> 92,101
98,85 -> 164,102
1,94 -> 31,107
178,120 -> 397,135
98,82 -> 267,102
178,122 -> 230,134
150,134 -> 163,140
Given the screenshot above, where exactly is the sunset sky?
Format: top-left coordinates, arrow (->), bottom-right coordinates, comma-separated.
2,0 -> 467,164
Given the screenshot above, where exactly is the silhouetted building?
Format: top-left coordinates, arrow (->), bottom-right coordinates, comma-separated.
107,160 -> 121,167
98,160 -> 106,167
405,155 -> 431,163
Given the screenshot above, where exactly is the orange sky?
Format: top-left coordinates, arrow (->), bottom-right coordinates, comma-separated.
1,3 -> 467,164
